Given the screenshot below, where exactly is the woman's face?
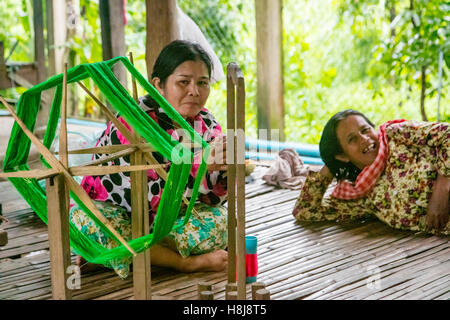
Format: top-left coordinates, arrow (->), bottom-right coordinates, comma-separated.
152,60 -> 210,119
335,115 -> 379,170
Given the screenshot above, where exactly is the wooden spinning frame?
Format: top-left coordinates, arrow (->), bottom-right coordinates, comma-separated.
0,57 -> 250,300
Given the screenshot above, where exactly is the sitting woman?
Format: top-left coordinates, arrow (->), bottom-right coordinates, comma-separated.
73,40 -> 228,278
292,109 -> 449,235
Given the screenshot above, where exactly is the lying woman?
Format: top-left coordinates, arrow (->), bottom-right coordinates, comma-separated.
73,40 -> 228,278
292,109 -> 449,235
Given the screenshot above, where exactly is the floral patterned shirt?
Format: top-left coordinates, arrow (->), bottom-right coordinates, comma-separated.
292,120 -> 450,235
81,95 -> 227,225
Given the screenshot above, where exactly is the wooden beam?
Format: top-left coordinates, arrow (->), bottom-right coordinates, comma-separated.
226,62 -> 247,300
226,64 -> 237,285
255,0 -> 285,141
145,0 -> 179,79
60,63 -> 69,168
99,0 -> 127,87
69,164 -> 165,176
45,0 -> 66,76
130,51 -> 151,300
0,168 -> 59,180
131,149 -> 152,300
236,69 -> 246,300
46,174 -> 72,300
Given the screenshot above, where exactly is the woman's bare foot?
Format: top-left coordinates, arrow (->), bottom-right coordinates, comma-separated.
181,250 -> 228,273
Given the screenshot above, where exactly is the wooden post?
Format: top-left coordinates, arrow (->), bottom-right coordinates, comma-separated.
145,0 -> 179,79
199,291 -> 214,300
33,0 -> 48,133
236,71 -> 246,300
227,63 -> 246,300
198,282 -> 212,299
131,148 -> 152,300
33,0 -> 47,83
46,174 -> 71,300
129,51 -> 151,300
225,282 -> 238,300
67,0 -> 80,117
0,230 -> 7,247
47,64 -> 71,300
0,204 -> 7,246
254,289 -> 271,300
255,0 -> 285,141
46,0 -> 67,77
99,0 -> 127,87
226,66 -> 237,285
251,282 -> 266,300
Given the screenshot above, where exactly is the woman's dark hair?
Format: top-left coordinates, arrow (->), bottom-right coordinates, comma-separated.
319,109 -> 375,182
151,40 -> 212,85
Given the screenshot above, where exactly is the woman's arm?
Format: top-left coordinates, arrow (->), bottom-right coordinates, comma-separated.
426,173 -> 450,230
292,166 -> 374,222
188,117 -> 228,206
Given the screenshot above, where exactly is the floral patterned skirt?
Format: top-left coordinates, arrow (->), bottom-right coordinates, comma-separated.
69,201 -> 228,279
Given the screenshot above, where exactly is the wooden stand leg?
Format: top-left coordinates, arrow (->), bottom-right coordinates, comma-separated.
0,229 -> 7,246
251,282 -> 266,300
46,174 -> 72,300
226,282 -> 238,300
254,289 -> 271,300
131,150 -> 151,300
199,291 -> 214,300
198,282 -> 212,300
227,63 -> 247,300
227,72 -> 237,284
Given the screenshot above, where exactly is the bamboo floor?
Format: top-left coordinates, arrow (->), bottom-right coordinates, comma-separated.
0,165 -> 449,300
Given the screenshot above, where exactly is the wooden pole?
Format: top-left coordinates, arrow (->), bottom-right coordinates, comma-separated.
99,0 -> 127,87
46,174 -> 71,300
251,282 -> 266,300
33,0 -> 47,83
198,282 -> 212,300
129,52 -> 139,104
145,0 -> 179,79
199,291 -> 214,300
226,63 -> 246,300
131,148 -> 152,300
254,289 -> 271,300
225,282 -> 238,300
33,0 -> 47,132
60,63 -> 69,168
130,52 -> 151,300
236,67 -> 246,300
45,0 -> 66,77
255,0 -> 285,141
226,65 -> 237,284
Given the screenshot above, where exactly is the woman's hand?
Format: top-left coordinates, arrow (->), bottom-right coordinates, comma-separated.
207,135 -> 227,170
319,165 -> 333,179
426,174 -> 450,230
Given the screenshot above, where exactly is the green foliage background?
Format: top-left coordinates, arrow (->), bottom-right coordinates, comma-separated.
1,0 -> 448,144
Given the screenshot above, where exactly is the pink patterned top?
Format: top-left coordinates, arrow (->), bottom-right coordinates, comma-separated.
80,95 -> 227,224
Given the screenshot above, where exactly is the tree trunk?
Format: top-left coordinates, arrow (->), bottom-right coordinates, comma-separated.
420,65 -> 428,121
